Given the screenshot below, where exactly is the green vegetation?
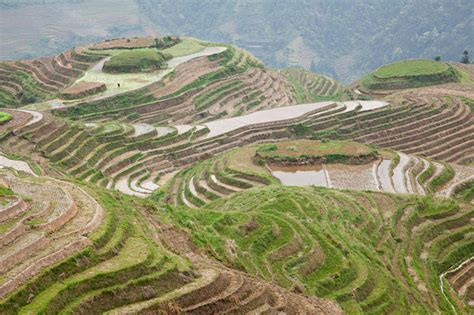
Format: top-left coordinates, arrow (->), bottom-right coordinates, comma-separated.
0,185 -> 190,314
0,111 -> 13,124
53,90 -> 156,118
157,184 -> 473,314
428,163 -> 455,193
154,35 -> 180,50
374,60 -> 449,78
194,80 -> 243,110
258,143 -> 277,152
11,70 -> 54,103
361,60 -> 460,90
418,162 -> 434,185
161,37 -> 206,57
103,49 -> 171,73
460,96 -> 474,112
453,180 -> 474,202
281,68 -> 345,103
0,185 -> 14,196
0,89 -> 18,107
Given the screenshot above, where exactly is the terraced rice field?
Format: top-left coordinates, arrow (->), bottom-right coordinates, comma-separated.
73,46 -> 225,101
0,37 -> 473,314
0,169 -> 104,299
360,59 -> 461,91
281,67 -> 345,102
158,184 -> 474,313
0,166 -> 339,314
163,143 -> 474,208
0,48 -> 109,107
352,94 -> 474,165
5,91 -> 472,199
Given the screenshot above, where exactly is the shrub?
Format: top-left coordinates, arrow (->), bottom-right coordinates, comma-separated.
0,185 -> 14,196
258,144 -> 277,152
289,123 -> 311,136
0,111 -> 13,124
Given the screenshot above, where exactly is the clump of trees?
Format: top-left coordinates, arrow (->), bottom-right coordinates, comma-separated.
155,36 -> 180,49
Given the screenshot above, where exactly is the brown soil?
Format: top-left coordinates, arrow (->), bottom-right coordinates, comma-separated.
0,109 -> 31,132
61,81 -> 106,99
90,37 -> 156,50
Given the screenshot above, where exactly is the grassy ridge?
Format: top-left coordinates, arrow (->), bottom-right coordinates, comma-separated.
157,185 -> 473,313
361,60 -> 460,90
0,185 -> 190,314
374,60 -> 449,78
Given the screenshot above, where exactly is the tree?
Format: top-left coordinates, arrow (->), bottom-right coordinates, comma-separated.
460,50 -> 470,64
310,60 -> 318,72
434,55 -> 441,61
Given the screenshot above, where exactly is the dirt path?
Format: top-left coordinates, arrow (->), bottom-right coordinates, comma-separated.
46,46 -> 227,108
439,256 -> 474,314
0,153 -> 36,176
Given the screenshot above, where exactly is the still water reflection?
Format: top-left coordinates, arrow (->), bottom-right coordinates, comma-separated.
269,164 -> 329,187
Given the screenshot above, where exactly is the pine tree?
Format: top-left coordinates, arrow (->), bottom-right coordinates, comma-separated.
460,50 -> 470,64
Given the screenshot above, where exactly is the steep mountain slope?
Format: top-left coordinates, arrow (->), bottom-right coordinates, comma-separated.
1,0 -> 472,83
136,0 -> 474,83
0,36 -> 473,314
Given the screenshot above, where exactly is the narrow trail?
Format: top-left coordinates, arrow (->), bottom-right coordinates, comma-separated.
439,256 -> 474,314
49,46 -> 227,109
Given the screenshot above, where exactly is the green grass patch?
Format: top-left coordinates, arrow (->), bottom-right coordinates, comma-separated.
0,185 -> 14,196
0,88 -> 18,107
416,196 -> 458,218
161,37 -> 206,57
11,71 -> 54,103
361,59 -> 460,90
373,60 -> 450,78
0,111 -> 13,124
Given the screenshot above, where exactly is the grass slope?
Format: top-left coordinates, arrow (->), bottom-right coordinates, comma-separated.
0,112 -> 13,124
158,185 -> 473,314
361,59 -> 460,90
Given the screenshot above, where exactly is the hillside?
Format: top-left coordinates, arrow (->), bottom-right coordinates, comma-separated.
1,0 -> 472,83
0,36 -> 473,314
360,59 -> 461,91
